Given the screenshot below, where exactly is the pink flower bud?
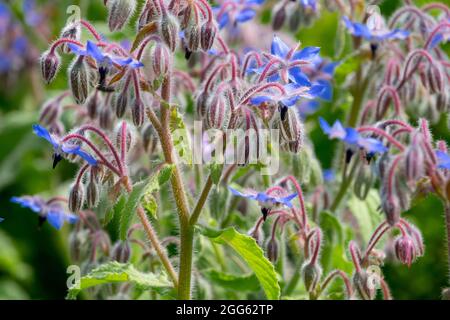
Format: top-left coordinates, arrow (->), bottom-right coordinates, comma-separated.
137,1 -> 158,30
200,21 -> 217,51
150,42 -> 171,78
40,50 -> 61,84
427,63 -> 444,94
112,240 -> 131,263
86,90 -> 101,119
205,94 -> 230,130
86,179 -> 100,208
196,91 -> 208,118
394,235 -> 416,267
279,108 -> 304,154
107,0 -> 136,32
185,24 -> 200,52
404,134 -> 425,186
436,92 -> 450,113
132,98 -> 145,127
115,122 -> 133,152
114,89 -> 129,118
266,238 -> 279,263
160,13 -> 179,51
382,194 -> 400,226
59,22 -> 81,53
99,105 -> 113,130
272,2 -> 286,31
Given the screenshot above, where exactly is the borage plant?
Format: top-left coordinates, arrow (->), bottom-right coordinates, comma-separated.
8,0 -> 450,300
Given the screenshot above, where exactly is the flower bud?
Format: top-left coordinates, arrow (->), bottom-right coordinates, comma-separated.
381,194 -> 400,227
107,0 -> 136,32
150,42 -> 171,78
39,98 -> 61,126
288,5 -> 303,32
436,92 -> 450,113
40,50 -> 61,84
427,63 -> 444,94
137,1 -> 158,30
200,21 -> 217,51
408,223 -> 425,257
272,2 -> 286,30
205,93 -> 230,130
86,90 -> 101,119
86,179 -> 100,208
249,226 -> 264,246
114,89 -> 129,118
99,105 -> 113,130
69,56 -> 89,104
142,124 -> 158,153
69,183 -> 85,213
354,163 -> 375,200
301,261 -> 322,292
196,91 -> 209,118
404,134 -> 425,186
236,110 -> 262,165
394,235 -> 416,267
185,24 -> 200,52
279,108 -> 304,153
112,240 -> 131,263
160,13 -> 179,51
353,270 -> 376,300
132,98 -> 145,127
59,22 -> 81,53
266,238 -> 279,263
115,122 -> 133,152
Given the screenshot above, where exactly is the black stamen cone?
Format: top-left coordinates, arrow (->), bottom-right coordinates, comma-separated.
52,153 -> 63,169
370,43 -> 378,59
345,149 -> 354,164
280,104 -> 288,121
185,48 -> 192,60
38,215 -> 46,229
261,207 -> 270,221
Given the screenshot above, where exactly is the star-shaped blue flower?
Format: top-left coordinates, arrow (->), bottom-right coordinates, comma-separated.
436,150 -> 450,169
343,16 -> 409,42
11,196 -> 78,230
68,41 -> 144,69
216,0 -> 264,29
228,186 -> 298,220
319,118 -> 387,154
33,124 -> 97,168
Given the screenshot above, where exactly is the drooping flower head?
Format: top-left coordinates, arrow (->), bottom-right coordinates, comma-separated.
11,196 -> 78,230
215,0 -> 265,30
229,186 -> 298,220
342,16 -> 410,43
33,124 -> 97,168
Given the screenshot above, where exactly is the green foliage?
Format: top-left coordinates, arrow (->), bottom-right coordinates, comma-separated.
67,262 -> 173,299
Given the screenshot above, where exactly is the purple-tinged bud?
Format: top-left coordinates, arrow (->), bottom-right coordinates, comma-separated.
381,192 -> 401,226
99,105 -> 113,130
86,180 -> 100,208
196,91 -> 208,118
115,122 -> 133,152
107,0 -> 137,32
436,92 -> 450,113
39,98 -> 61,126
404,134 -> 425,187
200,21 -> 217,51
40,50 -> 61,84
427,63 -> 444,94
185,24 -> 200,52
205,93 -> 230,130
301,261 -> 322,292
69,56 -> 89,104
354,163 -> 375,200
407,223 -> 425,257
69,183 -> 85,213
288,5 -> 302,32
114,90 -> 129,118
159,13 -> 179,51
112,240 -> 131,263
236,110 -> 262,165
59,22 -> 81,53
279,108 -> 304,154
272,2 -> 286,31
353,270 -> 376,300
266,238 -> 279,263
86,90 -> 101,119
150,42 -> 171,78
249,226 -> 264,246
394,235 -> 416,267
132,98 -> 145,127
137,1 -> 158,30
142,124 -> 158,153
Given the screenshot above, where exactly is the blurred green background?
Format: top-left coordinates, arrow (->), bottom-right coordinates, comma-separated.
0,0 -> 449,299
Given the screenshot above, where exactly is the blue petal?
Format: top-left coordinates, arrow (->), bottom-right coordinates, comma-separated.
255,193 -> 272,202
11,196 -> 42,213
323,169 -> 335,182
46,211 -> 65,230
278,193 -> 298,207
310,80 -> 332,101
33,124 -> 58,149
250,95 -> 273,105
288,67 -> 311,86
271,35 -> 290,58
218,12 -> 230,29
292,46 -> 320,61
228,186 -> 253,199
66,213 -> 79,224
319,117 -> 332,135
436,150 -> 450,169
357,137 -> 387,154
86,40 -> 105,62
429,33 -> 444,49
343,127 -> 359,144
322,61 -> 339,75
61,144 -> 97,165
68,43 -> 87,56
235,8 -> 256,23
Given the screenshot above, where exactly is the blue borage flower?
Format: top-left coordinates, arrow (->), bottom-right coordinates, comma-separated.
298,0 -> 317,11
228,186 -> 298,220
250,35 -> 319,87
342,16 -> 409,42
429,20 -> 450,49
319,118 -> 387,154
436,150 -> 450,169
33,124 -> 97,168
215,0 -> 265,30
68,40 -> 144,69
11,196 -> 78,230
323,169 -> 335,182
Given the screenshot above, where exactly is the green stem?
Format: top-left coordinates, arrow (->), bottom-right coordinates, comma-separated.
330,158 -> 359,212
190,175 -> 214,226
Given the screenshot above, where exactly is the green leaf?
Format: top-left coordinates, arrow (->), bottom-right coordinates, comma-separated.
197,226 -> 280,300
209,163 -> 223,185
169,105 -> 192,166
67,261 -> 172,299
119,178 -> 151,240
203,269 -> 260,292
142,193 -> 158,219
158,164 -> 174,185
